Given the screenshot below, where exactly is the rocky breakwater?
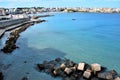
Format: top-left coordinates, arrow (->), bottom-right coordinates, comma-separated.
32,15 -> 53,19
37,58 -> 120,80
1,20 -> 45,53
1,23 -> 31,53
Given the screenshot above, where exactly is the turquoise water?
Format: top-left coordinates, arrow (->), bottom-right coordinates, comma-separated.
0,12 -> 120,80
25,12 -> 120,70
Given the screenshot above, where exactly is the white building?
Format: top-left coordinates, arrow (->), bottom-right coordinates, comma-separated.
0,8 -> 6,16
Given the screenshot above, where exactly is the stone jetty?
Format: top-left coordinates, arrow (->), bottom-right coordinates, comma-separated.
0,20 -> 45,53
32,15 -> 52,19
37,58 -> 120,80
1,23 -> 30,53
0,18 -> 30,38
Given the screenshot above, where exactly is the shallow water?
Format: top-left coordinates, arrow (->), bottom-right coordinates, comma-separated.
0,12 -> 120,80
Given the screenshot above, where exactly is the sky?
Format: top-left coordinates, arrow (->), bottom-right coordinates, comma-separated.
0,0 -> 120,8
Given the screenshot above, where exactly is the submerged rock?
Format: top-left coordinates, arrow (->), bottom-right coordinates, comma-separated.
37,64 -> 45,71
21,76 -> 29,80
0,72 -> 4,80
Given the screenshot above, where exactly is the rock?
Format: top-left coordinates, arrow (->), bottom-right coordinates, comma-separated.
1,23 -> 31,53
60,63 -> 66,70
53,68 -> 61,76
70,67 -> 76,72
64,59 -> 70,67
77,62 -> 85,71
109,70 -> 118,77
114,77 -> 120,80
49,60 -> 57,65
55,58 -> 61,62
0,72 -> 3,80
36,58 -> 120,80
24,61 -> 27,63
83,70 -> 92,79
105,72 -> 113,80
70,75 -> 77,80
71,73 -> 79,79
69,61 -> 75,67
98,72 -> 106,79
37,64 -> 44,71
91,63 -> 101,74
91,77 -> 99,80
98,71 -> 113,80
63,77 -> 71,80
64,67 -> 72,75
53,70 -> 58,76
26,72 -> 30,74
22,76 -> 28,80
43,60 -> 48,65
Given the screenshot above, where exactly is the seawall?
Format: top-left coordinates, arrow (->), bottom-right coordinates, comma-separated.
0,18 -> 30,38
0,18 -> 30,29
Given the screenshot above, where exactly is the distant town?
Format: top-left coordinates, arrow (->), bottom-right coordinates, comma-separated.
0,7 -> 120,16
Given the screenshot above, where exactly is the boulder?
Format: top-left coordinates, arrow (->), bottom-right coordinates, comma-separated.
83,70 -> 92,79
64,67 -> 72,75
37,64 -> 44,71
77,63 -> 85,71
22,76 -> 28,80
69,61 -> 75,67
91,77 -> 99,80
55,58 -> 61,62
108,70 -> 118,77
98,71 -> 113,80
53,68 -> 60,76
98,72 -> 106,79
0,72 -> 3,80
114,77 -> 120,80
60,63 -> 66,70
91,63 -> 101,74
71,67 -> 76,72
106,72 -> 113,80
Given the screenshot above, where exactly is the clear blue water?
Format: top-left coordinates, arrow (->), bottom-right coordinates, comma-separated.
0,12 -> 120,80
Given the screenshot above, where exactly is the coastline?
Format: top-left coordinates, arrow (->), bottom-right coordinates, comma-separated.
1,19 -> 45,53
0,12 -> 120,80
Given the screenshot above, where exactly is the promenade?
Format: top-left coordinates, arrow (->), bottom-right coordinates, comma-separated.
0,21 -> 31,39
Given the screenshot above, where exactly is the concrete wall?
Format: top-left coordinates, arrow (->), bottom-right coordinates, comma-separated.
0,18 -> 29,28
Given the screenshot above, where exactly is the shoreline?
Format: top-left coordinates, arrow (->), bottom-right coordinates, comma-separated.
0,13 -> 120,80
1,7 -> 120,14
0,18 -> 30,39
37,58 -> 120,80
0,19 -> 45,53
0,14 -> 51,53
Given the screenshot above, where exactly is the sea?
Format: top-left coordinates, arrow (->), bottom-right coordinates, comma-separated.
0,12 -> 120,80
